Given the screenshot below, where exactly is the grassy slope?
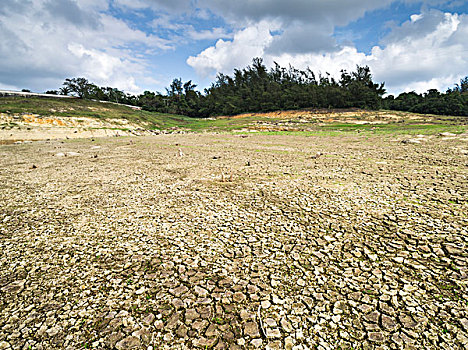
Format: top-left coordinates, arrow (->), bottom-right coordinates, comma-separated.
0,96 -> 196,130
1,96 -> 466,135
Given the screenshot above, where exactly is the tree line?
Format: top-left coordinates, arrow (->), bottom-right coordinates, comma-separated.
45,58 -> 468,117
383,77 -> 468,116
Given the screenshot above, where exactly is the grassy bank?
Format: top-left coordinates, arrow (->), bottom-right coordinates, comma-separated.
1,96 -> 466,135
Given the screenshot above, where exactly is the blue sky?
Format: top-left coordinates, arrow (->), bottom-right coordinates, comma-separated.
1,0 -> 467,95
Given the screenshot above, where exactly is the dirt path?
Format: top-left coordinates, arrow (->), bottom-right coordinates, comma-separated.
0,133 -> 467,349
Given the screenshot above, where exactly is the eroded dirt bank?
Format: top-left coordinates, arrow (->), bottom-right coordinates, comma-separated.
0,133 -> 467,349
0,113 -> 150,143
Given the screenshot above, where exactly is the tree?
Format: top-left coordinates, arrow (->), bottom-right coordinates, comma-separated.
59,86 -> 72,96
454,76 -> 468,93
62,78 -> 94,98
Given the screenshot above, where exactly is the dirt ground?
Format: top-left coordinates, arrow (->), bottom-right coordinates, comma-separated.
0,132 -> 467,350
0,113 -> 148,143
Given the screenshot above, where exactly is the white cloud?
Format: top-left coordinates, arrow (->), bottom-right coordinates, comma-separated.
369,11 -> 468,93
2,0 -> 467,96
187,21 -> 277,77
411,14 -> 423,22
0,0 -> 170,93
266,47 -> 368,78
68,44 -> 141,93
188,10 -> 468,95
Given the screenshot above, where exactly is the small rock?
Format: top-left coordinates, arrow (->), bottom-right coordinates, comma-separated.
297,278 -> 306,287
66,151 -> 80,156
154,320 -> 164,330
368,332 -> 386,343
244,322 -> 260,338
363,311 -> 380,323
285,336 -> 295,350
460,318 -> 468,332
206,324 -> 218,337
272,295 -> 284,305
46,326 -> 61,337
194,286 -> 208,297
135,287 -> 146,295
331,315 -> 341,323
281,318 -> 293,333
240,310 -> 253,320
265,318 -> 277,327
142,313 -> 155,325
115,336 -> 141,350
399,315 -> 417,329
233,292 -> 246,302
357,304 -> 373,313
266,328 -> 281,339
172,285 -> 188,297
185,308 -> 199,321
251,339 -> 263,348
381,315 -> 397,331
176,324 -> 188,338
0,341 -> 10,350
1,280 -> 25,293
402,139 -> 421,144
444,243 -> 464,255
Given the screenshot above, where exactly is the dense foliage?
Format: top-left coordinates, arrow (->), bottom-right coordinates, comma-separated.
383,77 -> 468,116
48,58 -> 467,117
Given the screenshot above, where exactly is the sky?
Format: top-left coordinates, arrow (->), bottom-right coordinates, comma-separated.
1,0 -> 467,96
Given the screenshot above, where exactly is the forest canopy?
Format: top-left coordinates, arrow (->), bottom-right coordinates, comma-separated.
48,58 -> 468,117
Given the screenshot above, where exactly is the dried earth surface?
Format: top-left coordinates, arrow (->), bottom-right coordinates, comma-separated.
0,131 -> 467,350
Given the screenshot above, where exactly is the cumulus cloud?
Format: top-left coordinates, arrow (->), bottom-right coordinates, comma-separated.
2,0 -> 467,96
370,11 -> 468,93
188,9 -> 468,94
0,0 -> 170,93
187,21 -> 277,77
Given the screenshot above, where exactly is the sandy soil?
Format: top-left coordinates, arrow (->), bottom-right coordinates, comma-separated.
0,113 -> 147,143
0,133 -> 467,349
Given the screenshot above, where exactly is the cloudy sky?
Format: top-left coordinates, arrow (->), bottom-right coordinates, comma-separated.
1,0 -> 467,95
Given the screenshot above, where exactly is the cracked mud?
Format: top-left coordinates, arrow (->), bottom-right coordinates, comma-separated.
0,133 -> 467,349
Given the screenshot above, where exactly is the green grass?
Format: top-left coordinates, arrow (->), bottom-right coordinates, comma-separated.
1,96 -> 466,135
238,122 -> 467,136
317,122 -> 467,135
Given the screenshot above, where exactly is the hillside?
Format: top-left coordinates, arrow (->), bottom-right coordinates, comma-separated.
1,96 -> 467,144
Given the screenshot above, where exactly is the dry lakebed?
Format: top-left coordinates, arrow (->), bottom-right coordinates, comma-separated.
1,132 -> 467,349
